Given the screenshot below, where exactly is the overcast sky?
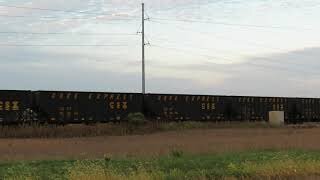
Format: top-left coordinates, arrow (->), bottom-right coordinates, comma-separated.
0,0 -> 320,97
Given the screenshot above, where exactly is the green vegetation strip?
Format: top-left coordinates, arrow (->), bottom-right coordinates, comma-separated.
2,150 -> 320,179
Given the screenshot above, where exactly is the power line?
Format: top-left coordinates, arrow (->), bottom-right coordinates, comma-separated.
0,14 -> 139,21
0,4 -> 140,22
149,17 -> 320,73
150,20 -> 319,60
0,4 -> 116,16
0,14 -> 86,19
151,44 -> 242,62
149,36 -> 313,68
151,1 -> 219,14
150,44 -> 320,76
152,56 -> 319,77
0,4 -> 96,14
152,17 -> 315,31
0,14 -> 36,18
0,31 -> 138,36
0,44 -> 130,47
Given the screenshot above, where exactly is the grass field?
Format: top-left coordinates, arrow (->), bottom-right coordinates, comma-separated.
2,123 -> 320,179
1,150 -> 320,179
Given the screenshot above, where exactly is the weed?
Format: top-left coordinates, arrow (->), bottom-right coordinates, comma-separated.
126,113 -> 147,126
0,121 -> 280,138
170,149 -> 184,158
1,150 -> 320,179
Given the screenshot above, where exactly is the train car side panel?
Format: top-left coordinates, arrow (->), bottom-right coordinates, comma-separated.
0,90 -> 32,124
34,91 -> 143,123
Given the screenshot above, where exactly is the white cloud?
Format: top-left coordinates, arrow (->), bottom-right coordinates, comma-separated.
0,0 -> 320,97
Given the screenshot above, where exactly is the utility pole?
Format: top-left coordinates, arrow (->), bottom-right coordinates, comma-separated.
141,3 -> 146,94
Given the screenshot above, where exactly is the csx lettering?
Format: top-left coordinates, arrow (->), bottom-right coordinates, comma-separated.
201,103 -> 216,110
116,102 -> 121,109
5,101 -> 11,111
12,101 -> 19,111
0,101 -> 19,111
123,102 -> 128,110
109,102 -> 114,109
109,101 -> 128,110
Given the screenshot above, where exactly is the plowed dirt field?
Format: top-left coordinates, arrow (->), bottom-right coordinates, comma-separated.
1,127 -> 319,161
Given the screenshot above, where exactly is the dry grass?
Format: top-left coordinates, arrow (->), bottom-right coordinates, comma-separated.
68,161 -> 163,180
228,159 -> 320,178
3,126 -> 320,161
0,121 -> 275,138
0,123 -> 131,138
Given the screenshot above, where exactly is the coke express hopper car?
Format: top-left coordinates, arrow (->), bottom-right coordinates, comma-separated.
0,89 -> 319,125
0,90 -> 34,124
33,91 -> 143,124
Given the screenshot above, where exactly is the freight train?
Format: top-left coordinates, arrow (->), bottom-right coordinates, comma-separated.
0,90 -> 318,124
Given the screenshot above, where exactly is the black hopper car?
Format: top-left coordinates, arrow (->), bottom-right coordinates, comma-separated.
0,90 -> 319,124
